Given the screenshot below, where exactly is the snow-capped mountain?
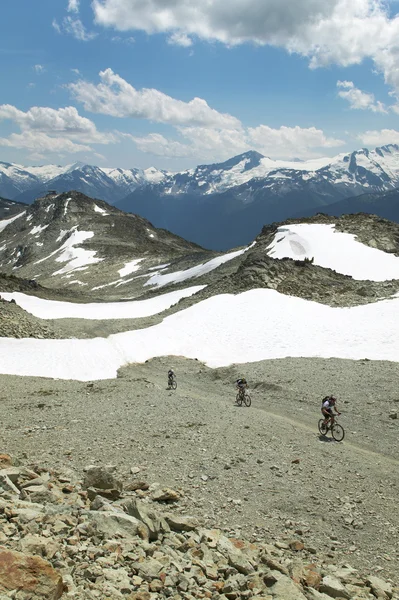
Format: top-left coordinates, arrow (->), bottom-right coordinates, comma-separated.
0,161 -> 169,205
2,144 -> 399,249
117,145 -> 399,249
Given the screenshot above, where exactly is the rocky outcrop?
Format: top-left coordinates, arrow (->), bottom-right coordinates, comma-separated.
0,455 -> 397,599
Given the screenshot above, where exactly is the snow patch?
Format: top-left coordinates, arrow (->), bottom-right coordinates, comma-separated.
30,224 -> 48,236
0,288 -> 398,380
93,204 -> 109,216
2,286 -> 204,320
145,246 -> 253,288
0,211 -> 26,233
52,228 -> 102,275
267,224 -> 399,281
118,259 -> 144,278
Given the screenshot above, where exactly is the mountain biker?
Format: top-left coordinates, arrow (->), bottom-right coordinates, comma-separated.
236,377 -> 247,393
321,396 -> 341,427
168,368 -> 175,386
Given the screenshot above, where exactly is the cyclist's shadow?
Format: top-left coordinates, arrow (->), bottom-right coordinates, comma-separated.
318,435 -> 335,443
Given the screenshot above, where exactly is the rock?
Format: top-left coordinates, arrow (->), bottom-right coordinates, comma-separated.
132,558 -> 164,580
289,540 -> 305,552
367,575 -> 393,599
228,551 -> 254,575
130,467 -> 141,474
164,514 -> 199,531
20,535 -> 60,559
152,487 -> 180,502
319,575 -> 351,599
388,412 -> 397,420
86,510 -> 148,540
123,498 -> 170,540
21,484 -> 62,504
266,572 -> 308,599
125,480 -> 149,491
83,465 -> 123,492
0,455 -> 13,468
0,547 -> 64,599
0,473 -> 20,495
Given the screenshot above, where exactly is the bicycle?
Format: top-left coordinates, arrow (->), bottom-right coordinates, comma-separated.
168,376 -> 177,390
318,415 -> 345,442
235,387 -> 251,407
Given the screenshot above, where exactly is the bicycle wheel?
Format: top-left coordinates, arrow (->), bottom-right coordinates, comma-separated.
318,419 -> 328,436
332,423 -> 345,442
236,392 -> 243,406
243,393 -> 251,407
172,380 -> 177,390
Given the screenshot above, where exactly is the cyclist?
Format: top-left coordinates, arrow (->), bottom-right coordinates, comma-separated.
235,377 -> 247,400
168,368 -> 175,387
321,395 -> 341,427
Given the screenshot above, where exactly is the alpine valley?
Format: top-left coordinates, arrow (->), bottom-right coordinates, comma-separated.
2,144 -> 399,250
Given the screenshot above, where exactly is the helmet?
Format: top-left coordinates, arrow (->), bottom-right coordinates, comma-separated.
330,396 -> 336,404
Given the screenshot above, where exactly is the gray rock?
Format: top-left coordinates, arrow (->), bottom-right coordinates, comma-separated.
319,575 -> 351,599
367,575 -> 393,599
86,510 -> 148,540
124,498 -> 170,540
164,514 -> 199,532
83,465 -> 123,492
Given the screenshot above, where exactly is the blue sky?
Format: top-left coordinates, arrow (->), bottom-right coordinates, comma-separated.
0,0 -> 399,170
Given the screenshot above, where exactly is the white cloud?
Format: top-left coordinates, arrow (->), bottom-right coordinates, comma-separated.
91,0 -> 399,96
67,0 -> 80,12
63,16 -> 97,41
0,132 -> 91,155
130,124 -> 344,161
168,32 -> 193,47
337,80 -> 387,113
111,35 -> 135,44
0,104 -> 115,145
69,69 -> 240,128
358,129 -> 399,146
33,64 -> 45,74
71,68 -> 81,75
52,19 -> 61,34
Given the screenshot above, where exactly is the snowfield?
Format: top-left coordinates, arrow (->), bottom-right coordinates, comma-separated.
145,245 -> 253,288
267,224 -> 399,281
0,289 -> 398,380
1,286 -> 205,320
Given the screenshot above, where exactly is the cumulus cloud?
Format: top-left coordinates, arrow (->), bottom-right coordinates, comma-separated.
0,132 -> 91,154
0,104 -> 119,159
130,124 -> 344,161
167,32 -> 193,47
67,0 -> 80,12
358,129 -> 399,146
33,64 -> 45,74
69,69 -> 241,128
63,16 -> 97,41
91,0 -> 399,95
0,104 -> 115,144
337,81 -> 387,113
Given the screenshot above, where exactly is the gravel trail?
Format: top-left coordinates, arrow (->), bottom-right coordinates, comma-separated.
1,356 -> 398,583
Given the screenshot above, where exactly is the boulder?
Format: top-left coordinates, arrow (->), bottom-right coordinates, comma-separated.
320,575 -> 351,599
0,473 -> 20,495
83,465 -> 123,492
266,572 -> 308,599
152,488 -> 180,502
123,498 -> 170,540
0,547 -> 64,599
164,514 -> 199,532
85,510 -> 148,540
367,575 -> 393,599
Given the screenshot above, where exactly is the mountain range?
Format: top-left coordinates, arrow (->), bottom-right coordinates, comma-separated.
2,144 -> 399,249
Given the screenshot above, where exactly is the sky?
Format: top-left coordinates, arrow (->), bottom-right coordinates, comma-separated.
0,0 -> 399,171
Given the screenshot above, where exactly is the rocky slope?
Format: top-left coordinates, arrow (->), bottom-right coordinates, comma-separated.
0,191 -> 208,294
296,188 -> 399,223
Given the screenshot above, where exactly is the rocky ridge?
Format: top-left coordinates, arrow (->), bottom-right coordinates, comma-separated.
0,452 -> 397,600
